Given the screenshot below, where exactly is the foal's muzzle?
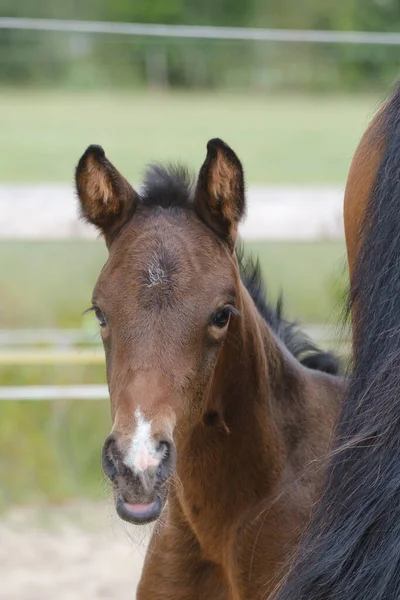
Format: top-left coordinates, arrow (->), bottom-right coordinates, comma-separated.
102,433 -> 176,524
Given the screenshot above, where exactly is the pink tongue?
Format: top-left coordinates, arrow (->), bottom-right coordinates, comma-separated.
124,501 -> 156,515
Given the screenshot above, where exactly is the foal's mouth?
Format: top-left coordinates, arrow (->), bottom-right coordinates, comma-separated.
116,494 -> 164,525
102,432 -> 175,524
112,464 -> 171,525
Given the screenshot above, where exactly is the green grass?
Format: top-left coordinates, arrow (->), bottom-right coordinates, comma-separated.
0,89 -> 381,183
0,400 -> 111,507
0,241 -> 107,328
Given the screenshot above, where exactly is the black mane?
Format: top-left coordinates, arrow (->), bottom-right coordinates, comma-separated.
239,252 -> 339,375
139,163 -> 339,377
274,84 -> 400,600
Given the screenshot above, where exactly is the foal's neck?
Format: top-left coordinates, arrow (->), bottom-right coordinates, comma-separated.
176,283 -> 297,506
170,282 -> 342,583
209,282 -> 291,432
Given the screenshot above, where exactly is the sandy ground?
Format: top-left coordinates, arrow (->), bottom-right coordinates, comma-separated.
0,502 -> 152,600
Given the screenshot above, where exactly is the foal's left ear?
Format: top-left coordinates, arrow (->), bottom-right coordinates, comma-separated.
194,138 -> 245,250
75,145 -> 138,245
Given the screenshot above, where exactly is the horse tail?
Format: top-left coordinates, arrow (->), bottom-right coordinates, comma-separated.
274,82 -> 400,600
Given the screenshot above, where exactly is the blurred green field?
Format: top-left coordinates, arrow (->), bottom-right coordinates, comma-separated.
0,239 -> 348,507
0,89 -> 379,183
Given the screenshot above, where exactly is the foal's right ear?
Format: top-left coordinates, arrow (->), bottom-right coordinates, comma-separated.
75,145 -> 138,244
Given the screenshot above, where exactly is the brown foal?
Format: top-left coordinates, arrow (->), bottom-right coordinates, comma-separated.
75,139 -> 343,599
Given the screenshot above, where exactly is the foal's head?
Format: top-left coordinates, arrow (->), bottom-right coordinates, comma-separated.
76,140 -> 246,524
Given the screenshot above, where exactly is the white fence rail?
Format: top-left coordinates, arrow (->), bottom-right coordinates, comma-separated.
0,325 -> 346,367
1,18 -> 400,46
0,385 -> 109,401
0,185 -> 344,241
0,325 -> 349,400
0,329 -> 98,346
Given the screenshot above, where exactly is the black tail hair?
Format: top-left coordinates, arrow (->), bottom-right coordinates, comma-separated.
238,250 -> 339,376
274,83 -> 400,600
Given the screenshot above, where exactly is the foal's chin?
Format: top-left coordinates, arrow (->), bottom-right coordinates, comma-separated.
115,494 -> 164,525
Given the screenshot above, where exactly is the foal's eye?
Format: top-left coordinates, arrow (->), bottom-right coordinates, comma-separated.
211,307 -> 232,329
94,306 -> 107,327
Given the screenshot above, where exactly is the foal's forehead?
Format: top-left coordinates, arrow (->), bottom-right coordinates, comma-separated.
119,208 -> 221,266
96,208 -> 234,299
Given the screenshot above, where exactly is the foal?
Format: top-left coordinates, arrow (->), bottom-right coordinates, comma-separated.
75,139 -> 343,599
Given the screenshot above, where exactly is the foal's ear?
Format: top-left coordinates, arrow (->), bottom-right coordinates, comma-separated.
75,145 -> 138,244
194,138 -> 245,249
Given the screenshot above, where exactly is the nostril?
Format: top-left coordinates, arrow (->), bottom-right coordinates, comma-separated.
155,438 -> 176,481
156,439 -> 171,461
102,434 -> 118,482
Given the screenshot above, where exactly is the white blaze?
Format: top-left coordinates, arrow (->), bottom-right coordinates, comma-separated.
125,408 -> 162,473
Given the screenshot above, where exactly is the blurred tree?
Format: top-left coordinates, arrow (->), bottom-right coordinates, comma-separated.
1,0 -> 400,91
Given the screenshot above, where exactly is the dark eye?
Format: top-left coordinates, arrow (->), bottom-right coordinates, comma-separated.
94,306 -> 107,327
211,307 -> 232,329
